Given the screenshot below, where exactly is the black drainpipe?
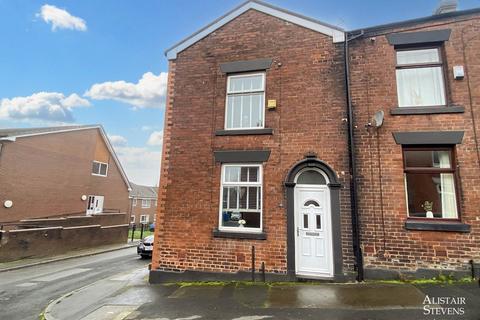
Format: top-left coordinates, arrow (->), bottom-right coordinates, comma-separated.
344,30 -> 365,282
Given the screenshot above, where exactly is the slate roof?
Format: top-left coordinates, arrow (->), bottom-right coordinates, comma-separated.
129,182 -> 158,199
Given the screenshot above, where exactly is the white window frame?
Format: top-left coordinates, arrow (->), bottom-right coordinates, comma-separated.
130,215 -> 135,223
140,215 -> 148,223
218,164 -> 263,233
92,161 -> 108,177
142,199 -> 151,208
224,72 -> 266,130
132,198 -> 137,207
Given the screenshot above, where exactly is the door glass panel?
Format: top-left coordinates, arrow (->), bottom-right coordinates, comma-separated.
316,215 -> 321,229
303,214 -> 308,229
304,200 -> 320,207
297,170 -> 326,184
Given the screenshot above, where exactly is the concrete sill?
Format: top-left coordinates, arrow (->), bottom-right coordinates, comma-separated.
405,220 -> 470,233
215,128 -> 273,136
390,106 -> 464,115
212,229 -> 267,240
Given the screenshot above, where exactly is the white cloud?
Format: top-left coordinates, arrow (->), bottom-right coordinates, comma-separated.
147,130 -> 163,147
108,134 -> 127,146
37,4 -> 87,31
114,146 -> 161,186
0,92 -> 90,123
141,125 -> 154,131
85,72 -> 168,109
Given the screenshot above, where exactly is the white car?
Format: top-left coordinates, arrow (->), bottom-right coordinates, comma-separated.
137,235 -> 154,259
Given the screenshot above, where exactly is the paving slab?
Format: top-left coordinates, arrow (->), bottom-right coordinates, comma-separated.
81,305 -> 138,320
44,267 -> 480,320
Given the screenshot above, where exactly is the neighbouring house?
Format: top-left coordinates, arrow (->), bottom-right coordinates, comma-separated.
0,125 -> 131,224
129,183 -> 158,226
151,0 -> 480,283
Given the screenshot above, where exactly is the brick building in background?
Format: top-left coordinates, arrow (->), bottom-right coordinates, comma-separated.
129,183 -> 158,226
151,0 -> 480,282
0,125 -> 131,224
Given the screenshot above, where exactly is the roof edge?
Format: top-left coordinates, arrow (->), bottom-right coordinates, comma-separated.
349,7 -> 480,36
164,0 -> 345,60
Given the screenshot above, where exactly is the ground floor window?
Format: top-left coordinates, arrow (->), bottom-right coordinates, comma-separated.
140,215 -> 148,223
130,215 -> 135,223
219,164 -> 262,231
403,147 -> 459,219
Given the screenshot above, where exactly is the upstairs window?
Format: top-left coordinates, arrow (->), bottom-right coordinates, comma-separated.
396,47 -> 446,107
142,199 -> 151,208
132,198 -> 137,207
92,161 -> 108,177
225,73 -> 265,130
220,164 -> 262,231
403,147 -> 459,219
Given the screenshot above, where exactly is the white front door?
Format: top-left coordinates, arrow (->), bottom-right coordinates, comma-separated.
86,195 -> 104,215
295,186 -> 333,278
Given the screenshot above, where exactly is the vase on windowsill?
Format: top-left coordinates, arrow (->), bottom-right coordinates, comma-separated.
238,219 -> 246,228
421,201 -> 434,218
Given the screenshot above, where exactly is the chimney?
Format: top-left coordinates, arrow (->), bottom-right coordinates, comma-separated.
434,0 -> 458,14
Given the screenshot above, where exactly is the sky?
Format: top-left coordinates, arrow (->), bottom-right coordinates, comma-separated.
0,0 -> 479,186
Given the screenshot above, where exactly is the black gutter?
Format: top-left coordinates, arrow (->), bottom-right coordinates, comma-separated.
344,30 -> 364,282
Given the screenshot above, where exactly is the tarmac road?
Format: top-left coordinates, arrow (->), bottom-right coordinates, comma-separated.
0,247 -> 148,320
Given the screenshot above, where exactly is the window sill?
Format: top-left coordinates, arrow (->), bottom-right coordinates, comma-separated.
390,106 -> 464,115
212,229 -> 267,240
405,220 -> 470,232
215,128 -> 273,136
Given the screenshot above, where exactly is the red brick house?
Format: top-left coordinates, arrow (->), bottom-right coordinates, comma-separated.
151,0 -> 480,282
0,125 -> 131,224
129,183 -> 158,226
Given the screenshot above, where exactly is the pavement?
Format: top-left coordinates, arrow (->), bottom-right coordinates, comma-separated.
43,266 -> 480,320
0,241 -> 139,272
0,246 -> 148,320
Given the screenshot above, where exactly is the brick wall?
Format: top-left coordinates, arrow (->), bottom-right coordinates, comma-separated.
152,10 -> 354,275
0,224 -> 128,262
349,15 -> 480,273
129,198 -> 157,225
0,129 -> 130,223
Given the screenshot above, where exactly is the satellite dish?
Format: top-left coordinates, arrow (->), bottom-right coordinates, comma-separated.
371,110 -> 384,128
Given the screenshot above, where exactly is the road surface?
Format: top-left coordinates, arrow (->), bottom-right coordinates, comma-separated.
0,247 -> 148,320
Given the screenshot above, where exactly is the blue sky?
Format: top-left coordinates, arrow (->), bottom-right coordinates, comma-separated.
0,0 -> 478,186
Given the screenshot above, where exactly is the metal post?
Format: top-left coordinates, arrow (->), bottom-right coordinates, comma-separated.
131,225 -> 135,242
251,245 -> 255,282
140,223 -> 144,240
261,262 -> 266,282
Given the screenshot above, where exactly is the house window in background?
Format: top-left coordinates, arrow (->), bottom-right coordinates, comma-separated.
92,161 -> 108,176
142,199 -> 150,208
403,147 -> 459,219
396,47 -> 446,107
